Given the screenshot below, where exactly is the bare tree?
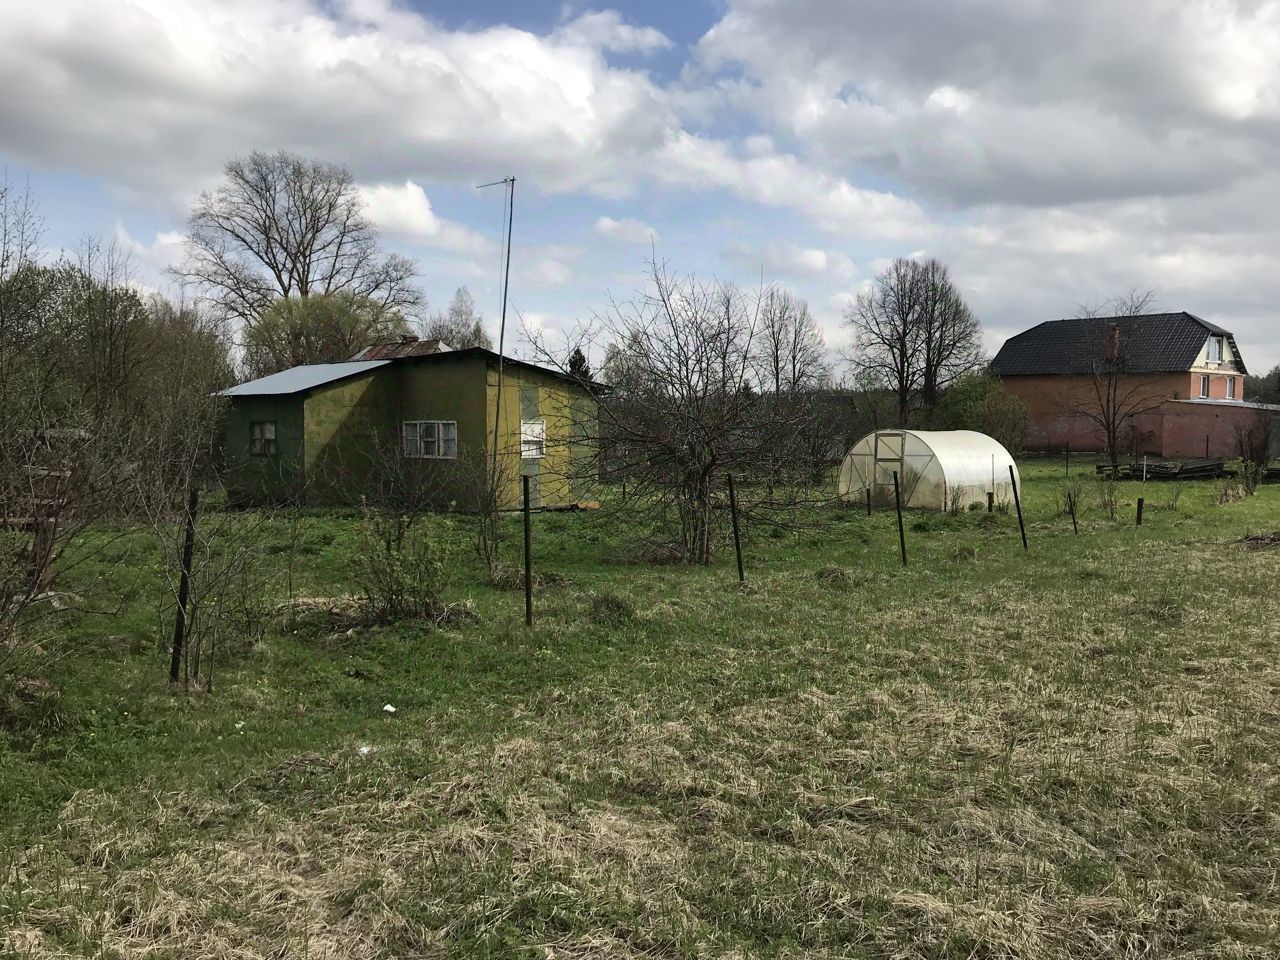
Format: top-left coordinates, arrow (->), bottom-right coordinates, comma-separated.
753,288 -> 828,394
916,259 -> 984,410
420,286 -> 493,350
845,257 -> 983,424
529,261 -> 823,565
178,150 -> 421,330
1070,289 -> 1168,468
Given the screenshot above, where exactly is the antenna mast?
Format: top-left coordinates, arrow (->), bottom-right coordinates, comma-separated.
478,176 -> 516,490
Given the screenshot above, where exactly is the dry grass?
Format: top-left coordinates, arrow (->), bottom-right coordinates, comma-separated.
5,499 -> 1280,957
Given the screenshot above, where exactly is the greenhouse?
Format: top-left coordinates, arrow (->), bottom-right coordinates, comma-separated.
837,429 -> 1021,512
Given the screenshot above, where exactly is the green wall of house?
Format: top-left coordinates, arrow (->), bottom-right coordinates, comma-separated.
223,354 -> 597,510
224,395 -> 305,504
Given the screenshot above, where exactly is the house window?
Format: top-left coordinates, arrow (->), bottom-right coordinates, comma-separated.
1208,336 -> 1224,363
520,420 -> 546,459
249,421 -> 277,456
1199,375 -> 1211,398
402,420 -> 457,459
1227,376 -> 1236,399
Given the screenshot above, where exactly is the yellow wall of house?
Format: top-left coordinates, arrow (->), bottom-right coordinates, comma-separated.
485,362 -> 587,509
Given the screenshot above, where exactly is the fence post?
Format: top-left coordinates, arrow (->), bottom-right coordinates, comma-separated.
169,484 -> 199,685
1136,497 -> 1145,527
892,470 -> 907,567
1068,491 -> 1079,535
1009,465 -> 1028,550
727,473 -> 745,582
865,486 -> 872,517
987,491 -> 994,513
522,474 -> 533,628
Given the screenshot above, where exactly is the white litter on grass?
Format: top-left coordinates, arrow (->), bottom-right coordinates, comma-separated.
382,704 -> 397,714
234,721 -> 245,731
358,745 -> 375,757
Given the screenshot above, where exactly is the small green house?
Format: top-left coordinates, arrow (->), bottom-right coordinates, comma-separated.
220,347 -> 598,509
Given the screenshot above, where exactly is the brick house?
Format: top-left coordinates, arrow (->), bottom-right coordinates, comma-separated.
991,312 -> 1276,458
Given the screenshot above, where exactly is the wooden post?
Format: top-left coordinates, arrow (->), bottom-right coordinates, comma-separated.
169,484 -> 199,685
1068,492 -> 1079,535
522,474 -> 533,628
1009,465 -> 1028,550
987,491 -> 994,513
892,470 -> 907,567
727,474 -> 745,582
1136,497 -> 1145,527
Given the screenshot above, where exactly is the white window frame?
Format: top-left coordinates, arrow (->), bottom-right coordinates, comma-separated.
401,420 -> 457,460
520,419 -> 546,459
249,420 -> 277,456
1227,376 -> 1236,399
1199,374 -> 1211,398
1208,336 -> 1224,363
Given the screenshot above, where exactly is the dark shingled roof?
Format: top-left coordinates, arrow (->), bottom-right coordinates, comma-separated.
990,312 -> 1246,377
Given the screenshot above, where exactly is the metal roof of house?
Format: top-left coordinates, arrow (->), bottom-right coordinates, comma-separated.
991,312 -> 1246,377
349,338 -> 451,360
219,361 -> 390,397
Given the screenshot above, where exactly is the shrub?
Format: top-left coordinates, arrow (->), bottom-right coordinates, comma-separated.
353,500 -> 444,623
1096,477 -> 1119,520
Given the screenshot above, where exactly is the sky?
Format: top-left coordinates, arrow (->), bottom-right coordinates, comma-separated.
2,0 -> 1279,373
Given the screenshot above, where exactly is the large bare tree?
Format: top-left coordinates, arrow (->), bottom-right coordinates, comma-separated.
178,151 -> 421,330
753,288 -> 828,394
845,257 -> 983,424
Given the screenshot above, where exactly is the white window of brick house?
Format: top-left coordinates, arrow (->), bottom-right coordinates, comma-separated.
1199,374 -> 1211,398
402,420 -> 457,459
520,420 -> 546,459
1208,336 -> 1224,363
1227,376 -> 1236,399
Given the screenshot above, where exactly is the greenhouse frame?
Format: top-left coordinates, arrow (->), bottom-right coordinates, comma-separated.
837,429 -> 1021,512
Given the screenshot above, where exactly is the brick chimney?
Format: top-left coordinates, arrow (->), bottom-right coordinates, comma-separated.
1106,324 -> 1120,362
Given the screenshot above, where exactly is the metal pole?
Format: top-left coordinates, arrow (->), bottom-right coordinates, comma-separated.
169,484 -> 199,684
1068,492 -> 1079,535
522,474 -> 533,627
484,177 -> 516,493
1065,443 -> 1070,477
865,486 -> 872,517
1136,497 -> 1145,527
727,474 -> 745,582
987,491 -> 994,514
892,470 -> 907,567
1009,464 -> 1028,550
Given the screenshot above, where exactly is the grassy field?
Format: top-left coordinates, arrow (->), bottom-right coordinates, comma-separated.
3,459 -> 1280,958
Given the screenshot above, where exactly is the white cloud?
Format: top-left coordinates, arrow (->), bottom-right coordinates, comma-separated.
594,216 -> 659,244
358,180 -> 490,254
725,239 -> 857,281
553,10 -> 672,54
0,0 -> 679,201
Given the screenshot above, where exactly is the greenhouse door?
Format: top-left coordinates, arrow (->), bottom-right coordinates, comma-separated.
872,432 -> 905,505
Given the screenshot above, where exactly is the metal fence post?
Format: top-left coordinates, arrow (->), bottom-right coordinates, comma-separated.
1009,465 -> 1028,550
522,474 -> 533,627
727,473 -> 745,582
892,470 -> 907,567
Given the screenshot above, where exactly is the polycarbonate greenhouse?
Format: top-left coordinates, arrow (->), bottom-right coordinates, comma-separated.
837,430 -> 1021,512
